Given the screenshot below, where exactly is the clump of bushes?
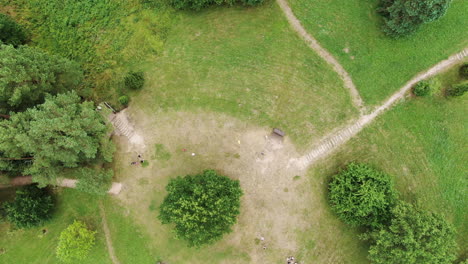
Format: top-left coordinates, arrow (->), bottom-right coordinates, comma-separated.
0,13 -> 28,47
118,95 -> 130,106
124,71 -> 145,90
328,163 -> 397,228
413,80 -> 432,96
170,0 -> 264,10
75,168 -> 113,196
459,63 -> 468,79
446,81 -> 468,97
3,185 -> 54,228
377,0 -> 452,38
56,220 -> 96,262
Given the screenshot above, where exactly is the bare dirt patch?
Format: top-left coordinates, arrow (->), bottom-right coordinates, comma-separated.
112,110 -> 317,263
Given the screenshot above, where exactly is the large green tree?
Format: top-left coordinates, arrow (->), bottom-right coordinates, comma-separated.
0,14 -> 28,47
56,220 -> 96,263
159,170 -> 243,247
0,44 -> 82,114
367,202 -> 457,264
378,0 -> 452,37
328,163 -> 397,228
0,92 -> 114,185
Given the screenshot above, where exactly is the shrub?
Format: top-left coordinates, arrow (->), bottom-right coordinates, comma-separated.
75,168 -> 113,196
159,170 -> 243,247
56,220 -> 96,263
240,0 -> 264,6
3,185 -> 53,228
328,163 -> 397,228
118,95 -> 130,106
413,80 -> 431,96
366,202 -> 457,264
124,71 -> 145,90
446,81 -> 468,97
459,63 -> 468,79
378,0 -> 452,38
170,0 -> 263,10
0,14 -> 28,47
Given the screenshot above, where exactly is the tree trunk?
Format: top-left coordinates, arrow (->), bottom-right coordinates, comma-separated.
0,114 -> 10,119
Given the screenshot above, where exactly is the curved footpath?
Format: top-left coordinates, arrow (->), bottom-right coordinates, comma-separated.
276,0 -> 365,112
297,48 -> 468,169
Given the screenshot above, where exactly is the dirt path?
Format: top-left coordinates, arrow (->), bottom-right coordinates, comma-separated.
99,202 -> 122,264
276,0 -> 365,112
297,48 -> 468,169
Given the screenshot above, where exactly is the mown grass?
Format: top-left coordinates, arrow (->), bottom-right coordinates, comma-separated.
288,0 -> 468,105
134,1 -> 359,150
310,66 -> 467,258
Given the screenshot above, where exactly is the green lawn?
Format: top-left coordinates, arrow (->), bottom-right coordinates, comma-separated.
288,0 -> 468,105
134,2 -> 359,150
309,66 -> 467,258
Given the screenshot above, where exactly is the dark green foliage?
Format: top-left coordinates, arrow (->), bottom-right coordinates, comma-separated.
328,163 -> 397,228
3,185 -> 53,228
124,71 -> 145,90
75,168 -> 113,196
159,170 -> 243,247
378,0 -> 452,38
446,81 -> 468,97
170,0 -> 263,10
0,45 -> 83,114
413,80 -> 431,96
0,92 -> 113,185
459,63 -> 468,79
366,202 -> 457,264
0,14 -> 28,47
118,95 -> 130,106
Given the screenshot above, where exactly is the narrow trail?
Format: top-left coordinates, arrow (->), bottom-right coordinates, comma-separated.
276,0 -> 365,112
297,48 -> 468,169
99,202 -> 122,264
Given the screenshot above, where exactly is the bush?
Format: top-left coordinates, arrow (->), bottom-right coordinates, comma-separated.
159,170 -> 243,247
3,185 -> 53,228
170,0 -> 263,10
378,0 -> 452,38
366,202 -> 457,264
413,80 -> 431,96
118,95 -> 130,106
446,81 -> 468,97
75,168 -> 113,196
459,63 -> 468,79
124,71 -> 145,90
56,220 -> 96,263
328,163 -> 397,228
0,14 -> 28,47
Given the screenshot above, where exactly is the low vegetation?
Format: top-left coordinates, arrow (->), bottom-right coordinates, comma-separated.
170,0 -> 264,10
75,168 -> 113,196
413,80 -> 432,96
56,220 -> 96,263
446,81 -> 468,97
124,71 -> 145,90
159,170 -> 243,247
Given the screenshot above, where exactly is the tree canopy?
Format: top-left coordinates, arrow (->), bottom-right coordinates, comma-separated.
0,44 -> 82,114
3,185 -> 54,228
0,14 -> 28,47
378,0 -> 452,37
367,202 -> 457,264
328,163 -> 397,228
0,92 -> 113,185
159,170 -> 243,247
56,220 -> 96,263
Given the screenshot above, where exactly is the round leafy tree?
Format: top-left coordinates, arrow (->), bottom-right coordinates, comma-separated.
124,71 -> 145,90
0,14 -> 28,47
413,80 -> 431,96
3,185 -> 53,228
367,202 -> 457,264
158,170 -> 243,247
56,220 -> 96,263
328,163 -> 397,228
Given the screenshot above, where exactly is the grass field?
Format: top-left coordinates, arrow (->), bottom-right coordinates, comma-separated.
288,0 -> 468,105
308,66 -> 467,258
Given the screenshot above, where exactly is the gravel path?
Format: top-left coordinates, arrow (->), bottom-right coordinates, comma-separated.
276,0 -> 365,112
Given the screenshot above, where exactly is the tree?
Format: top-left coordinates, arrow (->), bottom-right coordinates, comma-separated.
0,92 -> 114,185
378,0 -> 452,38
0,14 -> 28,47
159,170 -> 243,247
413,80 -> 431,96
3,185 -> 53,228
460,63 -> 468,79
366,202 -> 457,264
56,220 -> 96,263
328,163 -> 397,228
0,45 -> 83,114
446,81 -> 468,97
75,168 -> 113,196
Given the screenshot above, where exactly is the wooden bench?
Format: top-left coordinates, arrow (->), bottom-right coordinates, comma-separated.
273,128 -> 285,137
